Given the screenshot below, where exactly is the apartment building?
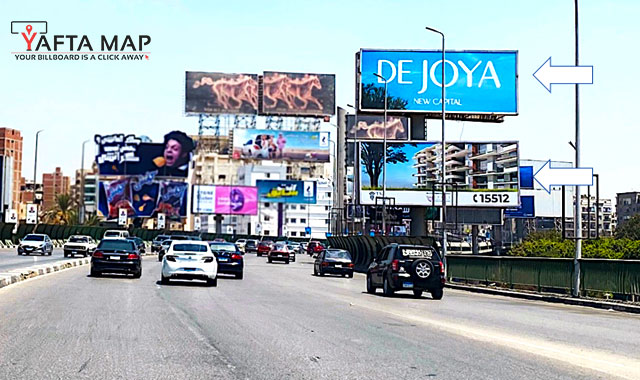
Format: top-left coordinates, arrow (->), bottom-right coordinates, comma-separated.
565,195 -> 614,238
42,167 -> 70,211
413,142 -> 518,190
0,128 -> 23,209
616,192 -> 640,227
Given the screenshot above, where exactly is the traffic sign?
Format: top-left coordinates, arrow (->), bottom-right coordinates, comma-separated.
305,227 -> 311,235
118,208 -> 128,226
194,216 -> 201,231
4,209 -> 17,224
157,213 -> 166,229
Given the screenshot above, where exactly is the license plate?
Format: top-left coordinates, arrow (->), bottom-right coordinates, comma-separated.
183,268 -> 195,272
335,264 -> 342,268
402,282 -> 413,288
110,256 -> 120,260
72,251 -> 77,254
218,258 -> 229,262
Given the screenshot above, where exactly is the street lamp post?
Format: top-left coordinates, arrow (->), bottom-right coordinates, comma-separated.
372,73 -> 388,236
79,140 -> 89,224
346,104 -> 358,236
347,103 -> 366,235
425,26 -> 447,261
33,130 -> 44,203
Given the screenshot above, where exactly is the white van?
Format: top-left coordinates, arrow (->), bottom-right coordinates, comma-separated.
103,230 -> 130,239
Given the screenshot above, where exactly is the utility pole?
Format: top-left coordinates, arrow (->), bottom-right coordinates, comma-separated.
573,0 -> 582,298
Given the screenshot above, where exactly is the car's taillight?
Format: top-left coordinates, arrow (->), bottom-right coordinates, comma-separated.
231,254 -> 242,260
348,263 -> 354,268
203,256 -> 214,263
439,261 -> 445,274
127,253 -> 139,260
391,259 -> 399,271
321,262 -> 329,267
93,251 -> 104,258
166,255 -> 176,262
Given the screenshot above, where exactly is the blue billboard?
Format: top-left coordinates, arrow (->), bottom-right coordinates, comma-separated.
256,180 -> 317,204
359,49 -> 518,115
505,195 -> 535,218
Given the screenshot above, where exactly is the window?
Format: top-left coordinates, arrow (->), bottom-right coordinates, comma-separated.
290,205 -> 297,210
290,231 -> 297,236
300,205 -> 306,210
264,230 -> 270,235
218,175 -> 226,181
325,206 -> 330,211
325,219 -> 329,224
290,218 -> 297,223
301,218 -> 306,224
264,215 -> 271,221
265,173 -> 271,178
325,192 -> 331,197
265,203 -> 270,208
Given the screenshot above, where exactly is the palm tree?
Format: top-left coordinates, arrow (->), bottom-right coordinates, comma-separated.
43,193 -> 78,225
83,214 -> 101,226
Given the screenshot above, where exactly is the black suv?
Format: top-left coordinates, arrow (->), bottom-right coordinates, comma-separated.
366,244 -> 445,299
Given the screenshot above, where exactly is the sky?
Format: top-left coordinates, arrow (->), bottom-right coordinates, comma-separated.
1,0 -> 638,202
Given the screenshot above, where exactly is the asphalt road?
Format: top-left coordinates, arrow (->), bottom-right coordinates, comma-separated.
0,247 -> 84,272
1,253 -> 639,379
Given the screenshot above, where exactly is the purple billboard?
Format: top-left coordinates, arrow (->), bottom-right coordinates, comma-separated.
192,185 -> 258,215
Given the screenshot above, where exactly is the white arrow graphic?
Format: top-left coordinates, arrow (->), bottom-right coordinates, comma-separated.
533,160 -> 593,194
533,57 -> 593,92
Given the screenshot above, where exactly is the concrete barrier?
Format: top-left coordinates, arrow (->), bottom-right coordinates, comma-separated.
0,257 -> 91,290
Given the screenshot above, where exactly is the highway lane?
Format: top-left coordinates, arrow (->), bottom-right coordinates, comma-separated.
0,253 -> 639,379
0,248 -> 81,272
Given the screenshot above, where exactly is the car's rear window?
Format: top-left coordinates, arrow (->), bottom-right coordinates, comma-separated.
399,247 -> 438,260
98,240 -> 135,251
154,235 -> 169,242
246,241 -> 257,247
69,237 -> 89,243
23,235 -> 44,241
326,250 -> 351,260
104,231 -> 121,237
209,243 -> 236,252
173,243 -> 208,252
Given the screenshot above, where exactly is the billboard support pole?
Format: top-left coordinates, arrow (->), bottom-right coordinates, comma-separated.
572,0 -> 582,298
594,174 -> 599,239
425,26 -> 447,264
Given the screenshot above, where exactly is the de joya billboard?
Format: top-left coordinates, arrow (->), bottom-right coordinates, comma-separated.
359,49 -> 518,115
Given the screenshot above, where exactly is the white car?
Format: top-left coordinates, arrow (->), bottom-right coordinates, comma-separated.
161,241 -> 218,286
103,230 -> 130,239
235,239 -> 247,252
17,234 -> 54,256
63,235 -> 97,258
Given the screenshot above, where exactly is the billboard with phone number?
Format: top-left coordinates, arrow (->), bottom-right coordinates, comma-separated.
192,185 -> 258,215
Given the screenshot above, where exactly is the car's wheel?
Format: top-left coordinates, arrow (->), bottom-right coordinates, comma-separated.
319,268 -> 324,276
313,266 -> 318,276
366,274 -> 375,294
17,251 -> 21,256
41,251 -> 45,256
430,288 -> 444,300
412,259 -> 433,280
90,268 -> 100,277
48,249 -> 52,256
348,272 -> 354,278
133,269 -> 142,279
285,259 -> 290,264
207,277 -> 218,287
161,274 -> 170,284
413,289 -> 423,298
257,253 -> 262,257
383,276 -> 394,297
158,255 -> 163,262
83,253 -> 87,258
235,272 -> 243,280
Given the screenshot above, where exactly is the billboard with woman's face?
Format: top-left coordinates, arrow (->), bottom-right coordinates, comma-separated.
95,131 -> 196,178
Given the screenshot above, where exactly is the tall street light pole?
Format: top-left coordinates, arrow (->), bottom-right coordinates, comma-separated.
347,104 -> 358,235
80,140 -> 90,224
572,0 -> 582,298
425,26 -> 448,262
33,130 -> 44,203
373,73 -> 388,236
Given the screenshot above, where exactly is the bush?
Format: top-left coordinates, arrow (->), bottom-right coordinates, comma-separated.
508,236 -> 640,259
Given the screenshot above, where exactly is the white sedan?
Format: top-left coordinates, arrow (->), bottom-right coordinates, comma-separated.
161,241 -> 218,286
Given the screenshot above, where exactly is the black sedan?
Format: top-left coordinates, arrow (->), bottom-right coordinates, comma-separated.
314,249 -> 354,278
127,237 -> 146,253
91,238 -> 142,278
151,234 -> 170,252
209,241 -> 244,279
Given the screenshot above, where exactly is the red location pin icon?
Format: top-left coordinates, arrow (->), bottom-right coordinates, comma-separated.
26,25 -> 32,34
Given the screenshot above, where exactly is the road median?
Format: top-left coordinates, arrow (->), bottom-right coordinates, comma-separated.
0,257 -> 90,290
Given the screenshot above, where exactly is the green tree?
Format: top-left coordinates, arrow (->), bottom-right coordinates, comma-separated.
615,214 -> 640,240
83,214 -> 101,226
361,83 -> 408,110
361,142 -> 411,189
43,193 -> 77,225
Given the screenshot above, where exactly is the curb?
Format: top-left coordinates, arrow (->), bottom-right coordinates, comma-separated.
0,258 -> 91,290
446,282 -> 640,315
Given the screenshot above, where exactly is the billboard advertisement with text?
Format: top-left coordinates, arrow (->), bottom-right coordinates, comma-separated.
98,178 -> 188,219
192,185 -> 258,215
346,115 -> 409,140
262,71 -> 335,116
359,49 -> 518,115
256,180 -> 317,204
185,72 -> 259,114
232,128 -> 329,162
95,132 -> 195,178
359,141 -> 519,207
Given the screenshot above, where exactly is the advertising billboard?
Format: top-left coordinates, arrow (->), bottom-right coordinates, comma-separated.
256,180 -> 317,204
232,128 -> 330,162
359,141 -> 520,207
185,71 -> 259,114
346,115 -> 409,140
98,178 -> 188,219
95,132 -> 195,178
505,195 -> 535,218
191,185 -> 258,215
358,49 -> 518,115
262,71 -> 335,116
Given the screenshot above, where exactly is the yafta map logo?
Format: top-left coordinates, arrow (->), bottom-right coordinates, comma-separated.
10,21 -> 151,61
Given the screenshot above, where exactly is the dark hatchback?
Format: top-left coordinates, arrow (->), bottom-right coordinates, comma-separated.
209,242 -> 244,279
91,239 -> 142,278
314,249 -> 354,277
151,235 -> 170,252
366,244 -> 445,299
245,239 -> 258,254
